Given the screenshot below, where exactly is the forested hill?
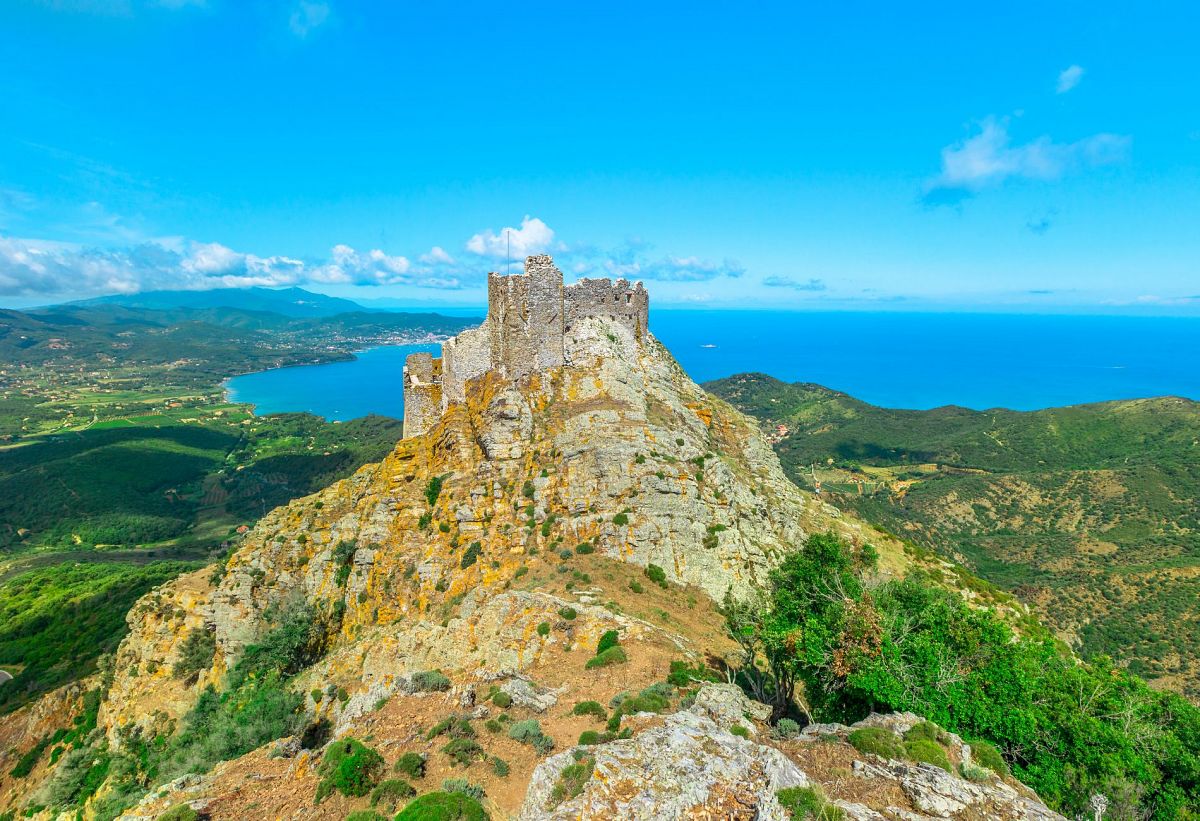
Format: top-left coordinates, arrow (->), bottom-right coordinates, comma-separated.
707,372 -> 1200,698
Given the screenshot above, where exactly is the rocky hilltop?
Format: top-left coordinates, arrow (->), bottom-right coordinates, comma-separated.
0,258 -> 1060,821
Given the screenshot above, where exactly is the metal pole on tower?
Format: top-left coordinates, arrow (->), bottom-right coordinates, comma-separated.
506,229 -> 511,275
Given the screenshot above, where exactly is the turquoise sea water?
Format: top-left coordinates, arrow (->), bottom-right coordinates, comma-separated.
225,312 -> 1200,421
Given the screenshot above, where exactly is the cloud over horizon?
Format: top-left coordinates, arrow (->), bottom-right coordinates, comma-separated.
924,116 -> 1129,204
0,216 -> 745,299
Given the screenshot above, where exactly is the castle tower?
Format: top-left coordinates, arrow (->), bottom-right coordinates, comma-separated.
404,254 -> 649,439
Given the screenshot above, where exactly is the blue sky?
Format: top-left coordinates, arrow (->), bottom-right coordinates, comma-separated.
1,1 -> 1198,311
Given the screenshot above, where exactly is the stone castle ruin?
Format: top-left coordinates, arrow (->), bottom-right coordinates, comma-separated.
402,254 -> 649,438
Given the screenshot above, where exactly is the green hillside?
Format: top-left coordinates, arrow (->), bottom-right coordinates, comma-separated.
707,373 -> 1200,698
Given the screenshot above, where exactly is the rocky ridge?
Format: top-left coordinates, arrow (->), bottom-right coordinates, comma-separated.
1,314 -> 1058,820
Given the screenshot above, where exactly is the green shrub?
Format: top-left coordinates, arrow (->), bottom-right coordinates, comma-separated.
776,785 -> 844,819
628,580 -> 644,594
967,739 -> 1008,776
644,564 -> 667,588
730,724 -> 750,738
549,752 -> 595,807
522,480 -> 535,498
315,737 -> 385,802
9,737 -> 50,778
460,542 -> 483,570
666,659 -> 718,686
585,646 -> 627,669
848,728 -> 904,760
775,718 -> 802,739
904,721 -> 944,744
558,606 -> 578,620
370,778 -> 416,808
537,621 -> 551,637
443,737 -> 485,767
491,756 -> 510,777
905,739 -> 951,772
490,691 -> 512,708
157,805 -> 201,821
172,628 -> 216,681
578,730 -> 602,745
574,543 -> 595,555
393,752 -> 426,779
485,718 -> 503,734
394,790 -> 490,820
612,513 -> 629,526
596,630 -> 620,655
345,812 -> 386,821
412,670 -> 452,692
425,475 -> 446,507
508,720 -> 554,754
572,700 -> 607,721
443,778 -> 485,800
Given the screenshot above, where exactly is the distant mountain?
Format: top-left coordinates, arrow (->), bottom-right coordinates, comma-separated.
68,286 -> 370,318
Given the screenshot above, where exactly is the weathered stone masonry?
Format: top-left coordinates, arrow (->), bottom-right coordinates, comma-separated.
402,254 -> 649,438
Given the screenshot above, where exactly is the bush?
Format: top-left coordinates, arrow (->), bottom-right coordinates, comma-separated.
730,724 -> 750,738
443,778 -> 485,800
578,730 -> 602,745
537,621 -> 551,637
157,806 -> 200,821
776,785 -> 844,819
394,790 -> 490,820
411,670 -> 452,692
172,628 -> 216,681
394,752 -> 426,779
644,564 -> 667,588
848,728 -> 904,760
904,721 -> 944,744
905,739 -> 951,772
612,513 -> 629,526
667,659 -> 718,686
596,630 -> 620,655
628,580 -> 644,594
967,739 -> 1008,776
491,756 -> 510,777
346,813 -> 386,821
585,646 -> 627,669
370,778 -> 416,808
508,720 -> 554,754
574,543 -> 595,555
442,737 -> 484,767
558,606 -> 578,620
775,718 -> 802,739
490,691 -> 512,708
460,542 -> 482,570
550,752 -> 595,807
424,475 -> 446,507
572,700 -> 607,721
9,737 -> 49,778
315,737 -> 385,802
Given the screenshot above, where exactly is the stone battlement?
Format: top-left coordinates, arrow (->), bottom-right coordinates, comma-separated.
402,254 -> 648,438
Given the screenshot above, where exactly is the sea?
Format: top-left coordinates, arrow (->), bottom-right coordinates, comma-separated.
224,311 -> 1200,421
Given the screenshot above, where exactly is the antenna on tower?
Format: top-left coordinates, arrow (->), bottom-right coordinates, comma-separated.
506,229 -> 511,275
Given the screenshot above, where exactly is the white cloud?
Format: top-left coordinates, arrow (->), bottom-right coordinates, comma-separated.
466,216 -> 556,259
637,255 -> 745,282
288,0 -> 330,38
1056,65 -> 1085,94
420,246 -> 455,265
762,276 -> 826,291
924,116 -> 1129,201
0,235 -> 460,297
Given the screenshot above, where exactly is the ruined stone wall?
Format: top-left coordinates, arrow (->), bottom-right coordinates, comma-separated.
441,324 -> 491,406
564,278 -> 649,339
402,352 -> 442,439
486,255 -> 565,378
402,254 -> 649,437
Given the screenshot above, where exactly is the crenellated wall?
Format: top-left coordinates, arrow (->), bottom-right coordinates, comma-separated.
403,254 -> 648,438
